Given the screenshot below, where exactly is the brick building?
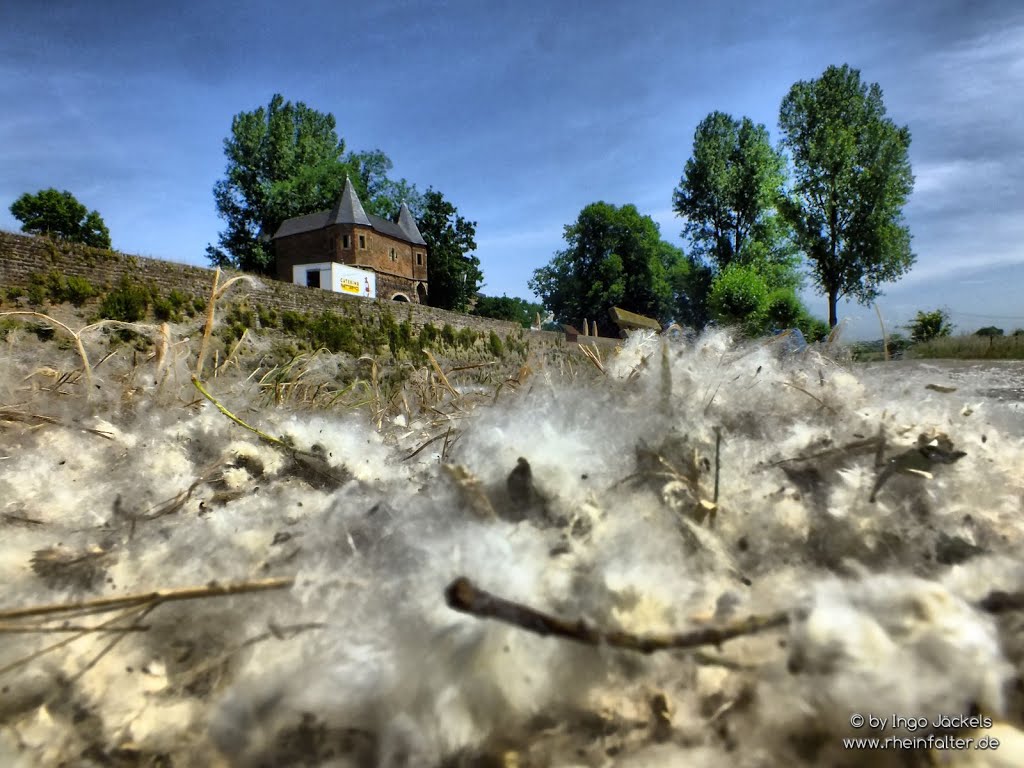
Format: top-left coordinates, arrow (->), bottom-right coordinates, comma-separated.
272,177 -> 428,303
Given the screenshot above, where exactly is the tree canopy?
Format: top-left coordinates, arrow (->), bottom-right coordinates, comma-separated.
10,188 -> 111,248
529,202 -> 681,329
673,111 -> 796,283
779,64 -> 915,327
907,309 -> 953,343
419,189 -> 482,312
472,294 -> 545,328
207,94 -> 423,274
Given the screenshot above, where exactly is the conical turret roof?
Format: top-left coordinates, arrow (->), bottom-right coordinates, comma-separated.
327,176 -> 371,227
397,202 -> 427,245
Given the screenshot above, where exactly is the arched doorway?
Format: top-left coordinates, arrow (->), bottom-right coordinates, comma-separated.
416,282 -> 427,304
391,293 -> 410,302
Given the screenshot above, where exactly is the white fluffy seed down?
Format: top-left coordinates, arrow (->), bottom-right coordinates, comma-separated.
2,328 -> 1024,767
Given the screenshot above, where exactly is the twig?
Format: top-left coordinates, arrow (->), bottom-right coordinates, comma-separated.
444,577 -> 789,654
760,437 -> 885,469
445,579 -> 1024,656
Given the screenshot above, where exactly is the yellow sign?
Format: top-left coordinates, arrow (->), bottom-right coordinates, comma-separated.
340,279 -> 361,295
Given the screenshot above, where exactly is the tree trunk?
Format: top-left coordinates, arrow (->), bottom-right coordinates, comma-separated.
828,291 -> 839,328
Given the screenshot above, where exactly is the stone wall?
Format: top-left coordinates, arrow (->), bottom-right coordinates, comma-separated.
0,231 -> 582,350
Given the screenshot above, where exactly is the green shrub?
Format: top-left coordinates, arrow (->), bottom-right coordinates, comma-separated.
257,305 -> 279,329
763,289 -> 804,330
419,323 -> 439,347
63,275 -> 97,306
975,326 -> 1004,337
281,310 -> 308,336
906,309 -> 953,344
441,323 -> 457,347
25,283 -> 48,306
153,296 -> 176,321
709,264 -> 769,333
457,327 -> 478,349
98,276 -> 151,322
5,287 -> 24,302
309,312 -> 359,356
797,314 -> 831,343
488,330 -> 505,357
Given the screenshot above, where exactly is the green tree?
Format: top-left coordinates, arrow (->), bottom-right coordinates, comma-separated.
673,111 -> 795,280
907,309 -> 953,343
529,202 -> 679,328
207,94 -> 348,273
206,95 -> 423,274
10,189 -> 111,248
779,64 -> 915,327
346,149 -> 425,220
420,189 -> 482,312
975,326 -> 1004,337
473,294 -> 545,327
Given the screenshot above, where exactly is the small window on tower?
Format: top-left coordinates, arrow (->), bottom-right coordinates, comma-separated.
416,252 -> 423,266
359,234 -> 366,249
342,235 -> 350,249
390,247 -> 396,261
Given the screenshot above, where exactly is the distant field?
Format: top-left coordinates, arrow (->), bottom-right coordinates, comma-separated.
852,333 -> 1024,361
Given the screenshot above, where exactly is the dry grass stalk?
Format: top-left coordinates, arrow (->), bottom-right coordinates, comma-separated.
215,327 -> 251,377
424,349 -> 461,399
578,342 -> 605,374
191,375 -> 291,451
194,268 -> 261,379
0,576 -> 293,623
875,303 -> 890,362
782,381 -> 838,414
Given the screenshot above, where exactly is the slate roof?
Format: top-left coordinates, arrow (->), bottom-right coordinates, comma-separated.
398,202 -> 427,245
327,177 -> 371,227
272,177 -> 427,248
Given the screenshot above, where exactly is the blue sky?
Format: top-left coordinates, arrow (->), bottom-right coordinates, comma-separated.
2,0 -> 1022,339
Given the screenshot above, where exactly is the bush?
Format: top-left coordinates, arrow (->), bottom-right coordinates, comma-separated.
419,323 -> 439,347
64,275 -> 97,306
441,323 -> 458,347
762,289 -> 804,330
25,283 -> 48,306
488,330 -> 505,357
797,314 -> 831,343
709,264 -> 769,332
975,326 -> 1004,337
281,310 -> 308,336
153,296 -> 176,322
456,327 -> 478,349
309,312 -> 359,356
906,309 -> 953,344
98,276 -> 151,322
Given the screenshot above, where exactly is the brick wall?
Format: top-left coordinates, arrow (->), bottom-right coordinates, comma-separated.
0,231 -> 581,350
